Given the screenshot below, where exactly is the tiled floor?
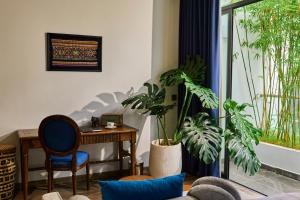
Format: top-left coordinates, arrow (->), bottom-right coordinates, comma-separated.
230,166 -> 300,196
14,175 -> 264,200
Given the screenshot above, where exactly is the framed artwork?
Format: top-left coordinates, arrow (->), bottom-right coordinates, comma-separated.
47,33 -> 102,72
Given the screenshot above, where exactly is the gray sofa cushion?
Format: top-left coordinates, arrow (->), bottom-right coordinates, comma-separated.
188,184 -> 236,200
170,177 -> 300,200
192,176 -> 241,200
168,176 -> 241,200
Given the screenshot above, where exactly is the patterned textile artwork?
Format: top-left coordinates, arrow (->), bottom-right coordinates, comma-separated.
47,33 -> 102,71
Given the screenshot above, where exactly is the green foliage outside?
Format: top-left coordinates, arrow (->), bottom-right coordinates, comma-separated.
233,0 -> 300,149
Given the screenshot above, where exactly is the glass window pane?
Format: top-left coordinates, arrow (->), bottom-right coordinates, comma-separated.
221,0 -> 243,7
220,13 -> 229,175
225,0 -> 300,195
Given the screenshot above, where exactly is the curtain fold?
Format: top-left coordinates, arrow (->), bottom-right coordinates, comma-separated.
179,0 -> 220,177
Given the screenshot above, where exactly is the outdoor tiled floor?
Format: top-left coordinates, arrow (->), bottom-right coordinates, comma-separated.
230,165 -> 300,196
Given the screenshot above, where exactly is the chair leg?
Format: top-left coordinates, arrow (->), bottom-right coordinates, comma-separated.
51,170 -> 54,191
72,172 -> 77,195
48,162 -> 52,193
86,162 -> 90,190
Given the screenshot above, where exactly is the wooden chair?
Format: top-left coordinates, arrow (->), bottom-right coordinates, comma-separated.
38,115 -> 89,195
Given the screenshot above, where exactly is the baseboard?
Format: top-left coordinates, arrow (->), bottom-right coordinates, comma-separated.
261,163 -> 300,181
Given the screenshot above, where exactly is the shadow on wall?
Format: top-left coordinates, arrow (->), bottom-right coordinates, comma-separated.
69,88 -> 148,153
68,87 -> 149,174
1,87 -> 149,182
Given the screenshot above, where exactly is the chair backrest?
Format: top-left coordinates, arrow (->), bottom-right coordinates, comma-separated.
38,115 -> 80,156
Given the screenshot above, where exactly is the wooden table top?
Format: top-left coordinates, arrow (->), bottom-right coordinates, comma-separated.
18,125 -> 137,139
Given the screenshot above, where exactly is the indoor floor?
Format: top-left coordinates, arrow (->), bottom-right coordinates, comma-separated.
14,174 -> 265,200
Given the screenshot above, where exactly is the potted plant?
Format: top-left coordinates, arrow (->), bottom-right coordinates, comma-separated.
160,56 -> 262,175
122,82 -> 178,177
123,56 -> 262,177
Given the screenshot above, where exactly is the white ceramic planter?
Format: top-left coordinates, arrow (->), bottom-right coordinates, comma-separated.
255,142 -> 300,175
149,139 -> 182,178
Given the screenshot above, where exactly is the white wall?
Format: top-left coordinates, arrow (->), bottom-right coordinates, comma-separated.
151,0 -> 179,139
0,0 -> 180,182
0,0 -> 153,181
256,142 -> 300,175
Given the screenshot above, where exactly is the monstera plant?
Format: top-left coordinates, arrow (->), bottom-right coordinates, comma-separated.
160,56 -> 262,176
160,56 -> 219,143
122,82 -> 174,145
123,56 -> 262,176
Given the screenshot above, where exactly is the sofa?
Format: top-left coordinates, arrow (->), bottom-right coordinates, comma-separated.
169,176 -> 241,200
170,176 -> 300,200
42,176 -> 300,200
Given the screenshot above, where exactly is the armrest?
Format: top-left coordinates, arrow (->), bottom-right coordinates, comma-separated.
188,184 -> 236,200
192,177 -> 241,200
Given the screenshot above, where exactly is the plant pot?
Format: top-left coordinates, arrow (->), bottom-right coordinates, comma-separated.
149,139 -> 182,177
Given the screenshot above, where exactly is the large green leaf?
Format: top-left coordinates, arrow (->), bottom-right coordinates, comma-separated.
160,56 -> 218,110
160,56 -> 206,87
225,130 -> 261,176
224,99 -> 262,175
122,82 -> 174,117
181,55 -> 206,85
181,113 -> 222,164
160,69 -> 193,87
224,99 -> 262,145
185,82 -> 219,109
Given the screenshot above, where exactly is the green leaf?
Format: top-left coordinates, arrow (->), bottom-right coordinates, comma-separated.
160,69 -> 192,87
225,130 -> 261,176
160,55 -> 207,87
185,82 -> 219,109
181,113 -> 222,165
224,99 -> 262,175
122,82 -> 174,117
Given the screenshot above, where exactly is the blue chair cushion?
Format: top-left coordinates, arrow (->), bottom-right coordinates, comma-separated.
99,173 -> 185,200
50,151 -> 88,166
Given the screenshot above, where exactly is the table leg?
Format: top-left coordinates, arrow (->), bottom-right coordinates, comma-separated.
21,141 -> 28,200
118,141 -> 123,175
130,138 -> 136,175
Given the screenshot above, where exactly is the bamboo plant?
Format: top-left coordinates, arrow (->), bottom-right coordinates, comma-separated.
232,0 -> 300,149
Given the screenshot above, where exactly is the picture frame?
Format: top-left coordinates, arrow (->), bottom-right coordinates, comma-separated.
46,33 -> 102,72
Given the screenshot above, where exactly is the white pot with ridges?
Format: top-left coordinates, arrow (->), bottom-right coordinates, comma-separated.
149,139 -> 182,177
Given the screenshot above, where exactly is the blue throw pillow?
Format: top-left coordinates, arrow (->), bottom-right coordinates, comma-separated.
99,173 -> 185,200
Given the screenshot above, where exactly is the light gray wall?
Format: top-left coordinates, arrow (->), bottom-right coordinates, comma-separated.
0,0 -> 180,182
0,0 -> 153,182
151,0 -> 179,140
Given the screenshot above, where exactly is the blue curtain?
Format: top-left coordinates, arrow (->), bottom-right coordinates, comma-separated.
179,0 -> 220,177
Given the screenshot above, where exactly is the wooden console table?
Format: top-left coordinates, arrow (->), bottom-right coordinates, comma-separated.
18,125 -> 137,200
